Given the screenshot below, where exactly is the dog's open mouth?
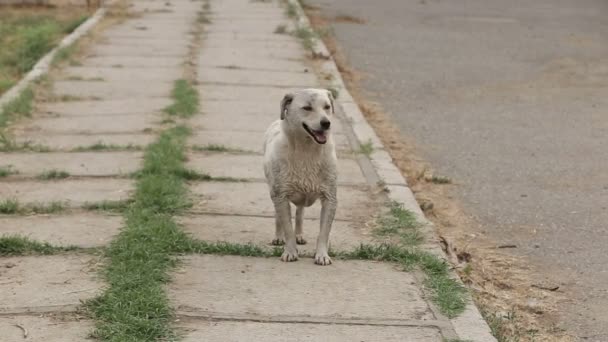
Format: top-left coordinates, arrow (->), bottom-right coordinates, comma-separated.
302,123 -> 327,144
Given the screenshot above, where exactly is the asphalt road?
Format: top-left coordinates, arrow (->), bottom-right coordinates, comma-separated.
306,0 -> 608,340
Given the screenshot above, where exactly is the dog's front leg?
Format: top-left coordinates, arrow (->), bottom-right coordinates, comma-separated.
315,194 -> 337,265
273,199 -> 298,262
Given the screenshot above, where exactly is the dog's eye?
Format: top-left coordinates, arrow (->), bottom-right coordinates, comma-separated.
324,105 -> 331,110
302,106 -> 313,111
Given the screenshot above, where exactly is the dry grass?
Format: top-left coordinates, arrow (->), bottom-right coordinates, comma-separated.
302,4 -> 572,342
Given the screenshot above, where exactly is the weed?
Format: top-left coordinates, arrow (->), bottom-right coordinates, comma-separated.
51,45 -> 76,65
327,86 -> 340,99
87,126 -> 195,340
0,134 -> 51,152
163,80 -> 199,117
0,199 -> 66,215
0,87 -> 34,128
375,202 -> 422,246
358,140 -> 373,156
0,235 -> 77,256
82,200 -> 133,213
0,166 -> 17,177
63,15 -> 88,34
71,142 -> 142,152
274,24 -> 288,34
37,169 -> 70,180
285,1 -> 298,18
293,27 -> 316,50
0,199 -> 20,214
426,174 -> 452,184
191,144 -> 246,152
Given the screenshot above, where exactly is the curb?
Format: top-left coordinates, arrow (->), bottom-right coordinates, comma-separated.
0,7 -> 107,110
288,1 -> 497,341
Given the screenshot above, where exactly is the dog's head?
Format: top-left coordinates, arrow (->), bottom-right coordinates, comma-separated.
280,88 -> 335,145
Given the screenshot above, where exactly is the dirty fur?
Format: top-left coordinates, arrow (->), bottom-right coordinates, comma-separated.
263,88 -> 337,265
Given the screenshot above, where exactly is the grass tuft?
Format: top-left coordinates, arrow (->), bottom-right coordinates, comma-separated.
0,165 -> 17,177
285,1 -> 298,18
37,169 -> 70,180
71,142 -> 142,152
0,87 -> 34,128
0,235 -> 77,256
293,27 -> 316,50
163,80 -> 199,118
86,125 -> 194,340
274,24 -> 288,34
82,200 -> 133,213
191,144 -> 247,153
0,199 -> 66,215
358,140 -> 373,156
375,202 -> 422,246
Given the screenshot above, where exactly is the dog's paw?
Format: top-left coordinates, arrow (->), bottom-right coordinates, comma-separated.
296,235 -> 307,245
314,252 -> 332,266
281,248 -> 299,262
271,238 -> 285,246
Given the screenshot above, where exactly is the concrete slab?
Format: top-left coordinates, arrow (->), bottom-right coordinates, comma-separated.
22,114 -> 158,134
190,182 -> 377,221
178,214 -> 372,253
0,179 -> 133,206
189,130 -> 352,155
199,98 -> 281,116
87,44 -> 189,57
191,109 -> 343,134
0,254 -> 101,311
0,152 -> 142,177
198,47 -> 306,62
199,85 -> 302,101
198,52 -> 307,72
15,133 -> 155,151
199,67 -> 318,87
52,81 -> 172,100
202,38 -> 302,50
40,98 -> 171,116
79,56 -> 184,68
59,66 -> 179,83
0,213 -> 121,248
186,153 -> 365,184
178,320 -> 442,342
170,255 -> 433,320
0,316 -> 94,342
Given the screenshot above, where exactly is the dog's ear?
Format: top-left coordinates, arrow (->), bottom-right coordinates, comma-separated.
280,93 -> 294,120
326,90 -> 335,114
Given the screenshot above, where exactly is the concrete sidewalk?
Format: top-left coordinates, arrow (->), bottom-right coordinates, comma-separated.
169,0 -> 495,341
0,0 -> 495,340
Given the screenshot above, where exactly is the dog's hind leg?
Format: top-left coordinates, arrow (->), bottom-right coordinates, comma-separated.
295,206 -> 307,245
273,199 -> 298,262
315,195 -> 337,266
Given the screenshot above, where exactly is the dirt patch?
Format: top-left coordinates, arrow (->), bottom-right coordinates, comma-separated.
303,5 -> 572,342
332,14 -> 366,24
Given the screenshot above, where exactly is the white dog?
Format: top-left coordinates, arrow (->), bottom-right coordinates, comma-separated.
263,88 -> 337,266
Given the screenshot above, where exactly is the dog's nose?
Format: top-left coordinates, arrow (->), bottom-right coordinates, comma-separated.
320,118 -> 331,130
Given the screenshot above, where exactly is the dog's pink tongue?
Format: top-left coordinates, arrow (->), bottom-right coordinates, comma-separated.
314,131 -> 327,144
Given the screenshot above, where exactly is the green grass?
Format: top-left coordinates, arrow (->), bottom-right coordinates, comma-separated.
191,144 -> 247,153
358,140 -> 373,156
0,133 -> 51,152
293,27 -> 316,50
0,235 -> 77,256
51,44 -> 76,66
0,199 -> 67,215
82,200 -> 134,213
37,169 -> 70,180
326,86 -> 340,99
86,126 -> 195,341
375,202 -> 422,246
0,87 -> 34,128
427,175 -> 452,184
0,166 -> 17,177
63,15 -> 88,34
340,243 -> 467,318
285,1 -> 298,18
71,142 -> 142,152
163,80 -> 199,118
0,8 -> 90,96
